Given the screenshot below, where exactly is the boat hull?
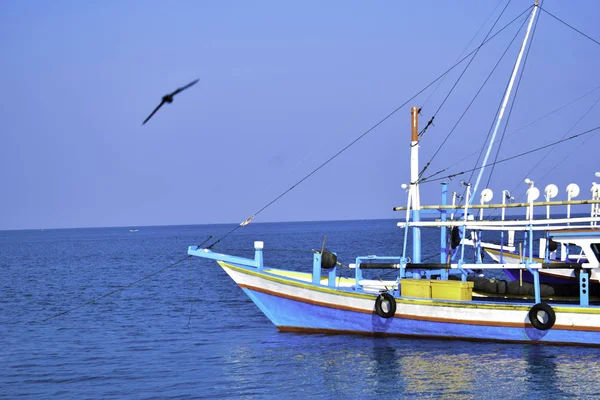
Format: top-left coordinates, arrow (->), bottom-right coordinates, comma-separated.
219,261 -> 600,346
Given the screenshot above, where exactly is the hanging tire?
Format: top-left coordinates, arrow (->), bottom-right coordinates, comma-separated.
528,302 -> 556,331
375,293 -> 396,319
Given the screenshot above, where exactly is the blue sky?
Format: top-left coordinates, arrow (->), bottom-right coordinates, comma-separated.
1,1 -> 599,230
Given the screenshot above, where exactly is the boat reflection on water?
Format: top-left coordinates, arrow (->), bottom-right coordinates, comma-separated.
215,333 -> 600,398
395,344 -> 475,397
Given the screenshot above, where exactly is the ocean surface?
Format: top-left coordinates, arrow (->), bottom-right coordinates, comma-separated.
2,219 -> 600,399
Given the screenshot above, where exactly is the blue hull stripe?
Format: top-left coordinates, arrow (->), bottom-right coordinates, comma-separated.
240,282 -> 600,332
242,287 -> 600,346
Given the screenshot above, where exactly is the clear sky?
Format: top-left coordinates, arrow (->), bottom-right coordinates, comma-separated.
1,1 -> 599,230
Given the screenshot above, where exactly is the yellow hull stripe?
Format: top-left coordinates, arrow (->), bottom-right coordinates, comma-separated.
218,261 -> 600,314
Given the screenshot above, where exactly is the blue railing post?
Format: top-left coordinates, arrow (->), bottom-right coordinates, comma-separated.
528,225 -> 534,267
531,268 -> 541,304
313,253 -> 322,285
440,182 -> 448,265
355,257 -> 364,289
580,271 -> 590,306
328,266 -> 337,287
254,241 -> 264,270
412,208 -> 421,264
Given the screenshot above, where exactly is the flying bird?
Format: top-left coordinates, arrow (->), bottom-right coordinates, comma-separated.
142,78 -> 199,125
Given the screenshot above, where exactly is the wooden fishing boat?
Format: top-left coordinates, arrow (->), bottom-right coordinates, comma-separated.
189,1 -> 600,346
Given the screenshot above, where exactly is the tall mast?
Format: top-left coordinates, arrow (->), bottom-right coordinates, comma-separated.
470,1 -> 540,203
410,106 -> 421,263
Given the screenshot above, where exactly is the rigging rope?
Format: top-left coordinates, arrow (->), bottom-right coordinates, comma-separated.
420,126 -> 600,183
486,2 -> 541,188
420,0 -> 507,109
539,6 -> 600,47
463,11 -> 534,195
505,84 -> 600,138
523,95 -> 600,184
419,8 -> 529,180
476,92 -> 600,222
426,83 -> 600,177
425,0 -> 514,137
205,5 -> 534,249
418,115 -> 434,138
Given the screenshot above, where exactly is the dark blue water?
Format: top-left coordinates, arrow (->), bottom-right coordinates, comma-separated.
2,220 -> 600,399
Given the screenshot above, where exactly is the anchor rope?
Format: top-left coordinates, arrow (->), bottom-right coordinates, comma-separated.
186,256 -> 194,329
40,254 -> 193,323
3,236 -> 217,325
26,244 -> 347,325
204,6 -> 533,250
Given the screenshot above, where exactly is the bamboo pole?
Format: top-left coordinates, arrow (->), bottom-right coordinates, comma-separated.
393,199 -> 600,211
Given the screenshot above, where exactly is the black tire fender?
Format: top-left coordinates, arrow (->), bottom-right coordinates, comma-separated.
375,293 -> 396,319
528,302 -> 556,331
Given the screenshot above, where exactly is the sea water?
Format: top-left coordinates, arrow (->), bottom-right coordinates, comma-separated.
1,220 -> 600,399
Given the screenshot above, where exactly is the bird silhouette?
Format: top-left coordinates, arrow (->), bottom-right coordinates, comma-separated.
142,78 -> 199,125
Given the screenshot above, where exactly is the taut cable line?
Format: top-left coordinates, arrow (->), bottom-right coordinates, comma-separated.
205,6 -> 534,249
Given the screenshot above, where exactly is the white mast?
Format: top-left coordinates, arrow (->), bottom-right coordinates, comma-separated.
410,106 -> 422,262
470,1 -> 540,203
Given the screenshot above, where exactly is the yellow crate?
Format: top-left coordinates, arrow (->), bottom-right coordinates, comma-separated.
430,280 -> 474,301
400,279 -> 432,298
